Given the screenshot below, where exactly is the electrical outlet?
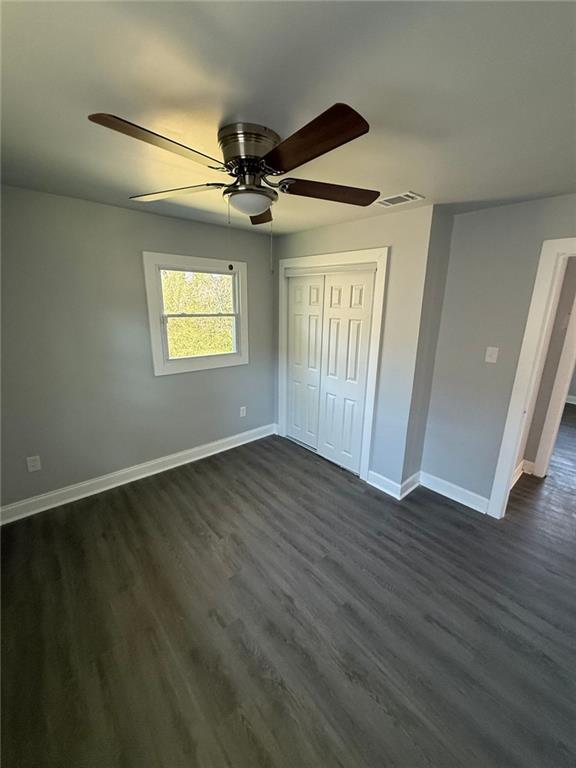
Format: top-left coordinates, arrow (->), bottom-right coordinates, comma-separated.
26,455 -> 42,473
240,406 -> 247,418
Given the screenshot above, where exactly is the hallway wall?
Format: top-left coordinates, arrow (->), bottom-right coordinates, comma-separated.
422,193 -> 576,498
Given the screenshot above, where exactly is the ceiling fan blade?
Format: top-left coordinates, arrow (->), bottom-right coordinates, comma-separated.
250,209 -> 273,225
130,183 -> 227,203
280,178 -> 379,206
262,104 -> 369,174
89,114 -> 225,170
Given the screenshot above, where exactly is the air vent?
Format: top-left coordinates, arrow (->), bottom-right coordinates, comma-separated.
378,191 -> 425,207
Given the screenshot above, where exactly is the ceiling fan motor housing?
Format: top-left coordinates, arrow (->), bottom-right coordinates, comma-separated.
219,122 -> 281,213
217,122 -> 281,166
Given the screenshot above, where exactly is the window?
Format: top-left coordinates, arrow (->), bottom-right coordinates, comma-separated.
143,252 -> 249,375
161,269 -> 236,359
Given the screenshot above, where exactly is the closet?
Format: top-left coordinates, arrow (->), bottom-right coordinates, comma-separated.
286,267 -> 375,474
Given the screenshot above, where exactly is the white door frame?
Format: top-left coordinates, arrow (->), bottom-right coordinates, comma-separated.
278,247 -> 389,481
487,238 -> 576,519
533,289 -> 576,476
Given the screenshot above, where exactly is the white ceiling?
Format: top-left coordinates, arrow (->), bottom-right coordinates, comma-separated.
2,2 -> 575,234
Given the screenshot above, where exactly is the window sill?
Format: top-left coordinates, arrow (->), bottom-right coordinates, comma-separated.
153,351 -> 249,376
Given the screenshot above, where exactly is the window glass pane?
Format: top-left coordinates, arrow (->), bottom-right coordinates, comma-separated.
166,316 -> 236,359
161,269 -> 234,314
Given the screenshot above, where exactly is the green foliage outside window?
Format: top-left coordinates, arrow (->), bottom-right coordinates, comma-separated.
160,270 -> 236,359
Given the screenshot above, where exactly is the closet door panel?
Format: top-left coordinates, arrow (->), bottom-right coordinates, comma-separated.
287,276 -> 325,448
317,271 -> 374,472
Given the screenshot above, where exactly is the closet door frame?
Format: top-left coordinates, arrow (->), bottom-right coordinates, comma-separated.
278,247 -> 389,481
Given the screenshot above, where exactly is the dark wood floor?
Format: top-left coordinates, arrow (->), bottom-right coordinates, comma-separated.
3,407 -> 576,767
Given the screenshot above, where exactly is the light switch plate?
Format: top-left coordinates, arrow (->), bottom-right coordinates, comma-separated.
239,406 -> 247,417
485,346 -> 499,364
26,455 -> 42,472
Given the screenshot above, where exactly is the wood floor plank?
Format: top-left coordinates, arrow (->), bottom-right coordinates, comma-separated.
2,406 -> 576,767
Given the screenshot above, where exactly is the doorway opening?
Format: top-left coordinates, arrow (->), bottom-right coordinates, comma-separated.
488,239 -> 576,519
515,256 -> 576,484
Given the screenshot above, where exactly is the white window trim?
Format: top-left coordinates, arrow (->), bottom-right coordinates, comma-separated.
143,251 -> 249,376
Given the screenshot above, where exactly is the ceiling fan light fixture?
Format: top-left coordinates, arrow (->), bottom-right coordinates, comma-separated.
227,188 -> 276,216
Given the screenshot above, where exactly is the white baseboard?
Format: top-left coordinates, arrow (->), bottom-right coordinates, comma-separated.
418,472 -> 489,515
367,470 -> 420,501
2,427 -> 505,525
566,395 -> 576,405
368,468 -> 490,514
521,460 -> 547,479
511,462 -> 524,487
400,471 -> 421,498
367,471 -> 401,499
1,424 -> 278,525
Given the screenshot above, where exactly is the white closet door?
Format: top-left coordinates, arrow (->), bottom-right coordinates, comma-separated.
317,271 -> 374,473
286,275 -> 325,448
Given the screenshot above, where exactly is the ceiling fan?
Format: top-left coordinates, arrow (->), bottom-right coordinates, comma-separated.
88,104 -> 380,225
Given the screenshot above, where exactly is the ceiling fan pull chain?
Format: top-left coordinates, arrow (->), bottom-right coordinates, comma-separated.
227,196 -> 232,257
269,217 -> 274,273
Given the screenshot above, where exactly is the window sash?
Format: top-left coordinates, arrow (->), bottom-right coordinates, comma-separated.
161,313 -> 238,361
160,267 -> 237,316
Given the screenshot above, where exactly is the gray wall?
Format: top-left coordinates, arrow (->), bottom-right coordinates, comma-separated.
1,186 -> 275,505
524,257 -> 576,462
5,184 -> 573,508
402,207 -> 453,480
423,193 -> 576,498
275,205 -> 434,484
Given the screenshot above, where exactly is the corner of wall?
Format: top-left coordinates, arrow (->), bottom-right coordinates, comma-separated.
401,206 -> 454,481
